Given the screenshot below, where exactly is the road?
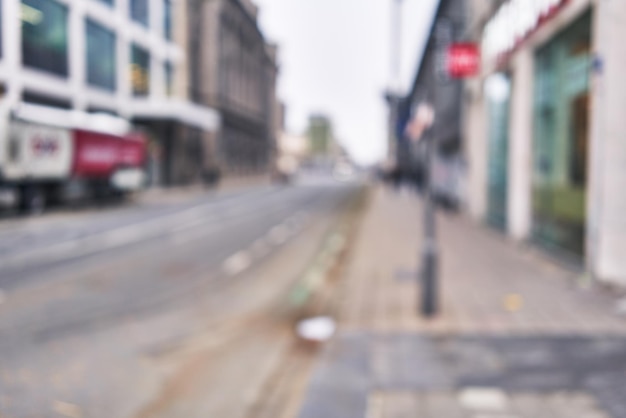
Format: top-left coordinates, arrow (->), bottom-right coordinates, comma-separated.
0,179 -> 364,418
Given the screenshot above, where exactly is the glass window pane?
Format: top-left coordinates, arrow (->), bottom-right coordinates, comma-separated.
21,0 -> 68,77
532,12 -> 592,257
86,19 -> 116,91
164,61 -> 173,96
95,0 -> 113,7
485,73 -> 511,230
130,0 -> 148,27
0,0 -> 3,59
163,0 -> 172,40
131,44 -> 150,96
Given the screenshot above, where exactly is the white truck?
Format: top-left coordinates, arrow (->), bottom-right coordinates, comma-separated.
0,104 -> 147,213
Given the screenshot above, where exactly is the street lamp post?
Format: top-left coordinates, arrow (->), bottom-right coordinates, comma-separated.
418,20 -> 480,318
420,19 -> 453,318
421,120 -> 439,317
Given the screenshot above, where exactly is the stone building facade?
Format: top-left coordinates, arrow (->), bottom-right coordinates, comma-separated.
188,0 -> 279,176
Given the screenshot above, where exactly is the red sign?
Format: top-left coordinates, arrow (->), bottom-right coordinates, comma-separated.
72,130 -> 146,177
447,43 -> 480,78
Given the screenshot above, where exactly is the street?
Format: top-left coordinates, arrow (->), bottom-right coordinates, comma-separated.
0,179 -> 364,418
2,182 -> 626,418
4,0 -> 626,416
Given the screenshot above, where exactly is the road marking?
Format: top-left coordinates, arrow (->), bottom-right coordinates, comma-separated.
103,227 -> 145,247
251,237 -> 270,257
222,251 -> 251,276
268,224 -> 290,245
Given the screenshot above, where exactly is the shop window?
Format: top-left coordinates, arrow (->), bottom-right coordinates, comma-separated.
532,11 -> 592,257
23,90 -> 71,108
164,61 -> 173,96
87,107 -> 117,116
130,0 -> 149,27
0,0 -> 3,59
86,19 -> 116,92
485,73 -> 511,230
164,0 -> 172,40
569,94 -> 589,186
131,44 -> 150,96
21,0 -> 68,77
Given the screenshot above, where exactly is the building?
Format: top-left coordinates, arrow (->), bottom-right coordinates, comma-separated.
464,0 -> 626,285
394,0 -> 466,202
0,0 -> 220,187
307,114 -> 334,156
305,114 -> 343,169
188,0 -> 279,177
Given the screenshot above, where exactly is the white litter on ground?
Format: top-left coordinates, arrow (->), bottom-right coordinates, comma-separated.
458,387 -> 509,412
296,316 -> 336,342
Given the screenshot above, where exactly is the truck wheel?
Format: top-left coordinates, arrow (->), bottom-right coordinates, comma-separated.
19,186 -> 46,215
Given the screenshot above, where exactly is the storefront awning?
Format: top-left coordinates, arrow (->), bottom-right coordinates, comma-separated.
12,103 -> 131,136
129,99 -> 221,132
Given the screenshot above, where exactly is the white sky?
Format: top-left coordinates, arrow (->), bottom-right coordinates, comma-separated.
254,0 -> 440,165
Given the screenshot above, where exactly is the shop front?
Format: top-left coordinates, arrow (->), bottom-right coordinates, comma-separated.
485,73 -> 511,230
475,0 -> 626,284
532,11 -> 592,258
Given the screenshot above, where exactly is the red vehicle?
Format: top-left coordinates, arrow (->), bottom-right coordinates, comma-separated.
1,105 -> 147,213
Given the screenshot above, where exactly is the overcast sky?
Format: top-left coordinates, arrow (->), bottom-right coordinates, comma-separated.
253,0 -> 440,165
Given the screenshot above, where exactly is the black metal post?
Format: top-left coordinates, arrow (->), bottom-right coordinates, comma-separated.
420,19 -> 451,318
421,127 -> 438,317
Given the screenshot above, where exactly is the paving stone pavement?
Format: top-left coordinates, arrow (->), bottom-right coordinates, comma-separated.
299,333 -> 626,418
297,187 -> 626,418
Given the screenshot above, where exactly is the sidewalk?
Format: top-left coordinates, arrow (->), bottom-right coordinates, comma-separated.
297,186 -> 626,418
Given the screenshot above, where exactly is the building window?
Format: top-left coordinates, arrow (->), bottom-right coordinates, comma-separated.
532,11 -> 592,257
164,61 -> 173,96
23,90 -> 71,108
130,0 -> 149,27
163,0 -> 172,40
95,0 -> 114,7
485,73 -> 511,231
0,0 -> 3,59
21,0 -> 68,77
131,44 -> 150,96
86,19 -> 116,91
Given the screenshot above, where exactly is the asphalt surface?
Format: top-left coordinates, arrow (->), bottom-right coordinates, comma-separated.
0,178 -> 363,418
